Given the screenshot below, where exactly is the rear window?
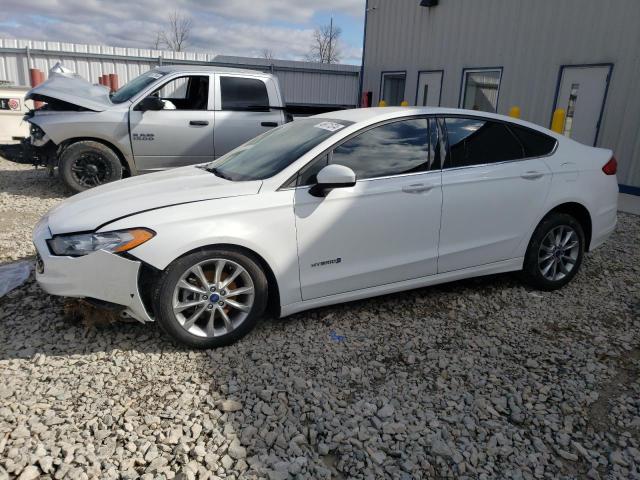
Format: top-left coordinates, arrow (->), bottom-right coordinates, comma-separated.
220,76 -> 269,111
509,125 -> 557,157
445,118 -> 524,167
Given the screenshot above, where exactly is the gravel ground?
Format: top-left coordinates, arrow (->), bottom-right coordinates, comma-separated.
0,156 -> 639,479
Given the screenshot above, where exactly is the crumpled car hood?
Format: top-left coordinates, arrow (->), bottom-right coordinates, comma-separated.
25,71 -> 113,112
46,166 -> 262,234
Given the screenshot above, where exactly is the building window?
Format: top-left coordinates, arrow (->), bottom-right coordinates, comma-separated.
380,72 -> 406,106
460,68 -> 502,113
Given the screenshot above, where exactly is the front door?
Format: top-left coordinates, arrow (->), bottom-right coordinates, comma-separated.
416,71 -> 443,106
130,75 -> 215,172
213,75 -> 282,158
294,117 -> 442,300
438,117 -> 552,273
554,65 -> 612,145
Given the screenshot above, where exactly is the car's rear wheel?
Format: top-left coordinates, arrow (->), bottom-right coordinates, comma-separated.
154,248 -> 268,349
59,140 -> 123,192
521,213 -> 585,290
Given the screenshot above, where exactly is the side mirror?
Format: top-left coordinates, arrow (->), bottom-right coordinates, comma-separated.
309,164 -> 356,197
136,96 -> 165,111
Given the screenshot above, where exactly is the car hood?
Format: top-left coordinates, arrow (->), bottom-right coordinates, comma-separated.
25,71 -> 113,112
46,166 -> 263,234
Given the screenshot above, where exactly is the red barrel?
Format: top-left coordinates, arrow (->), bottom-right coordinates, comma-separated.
109,74 -> 119,92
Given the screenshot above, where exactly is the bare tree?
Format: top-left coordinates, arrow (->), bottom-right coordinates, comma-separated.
261,48 -> 275,60
305,18 -> 342,64
154,11 -> 193,52
152,31 -> 163,50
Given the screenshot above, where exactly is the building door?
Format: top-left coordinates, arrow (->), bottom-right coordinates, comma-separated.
416,71 -> 443,106
554,65 -> 612,145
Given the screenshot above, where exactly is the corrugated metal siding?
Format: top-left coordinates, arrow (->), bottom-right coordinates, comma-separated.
362,0 -> 640,188
0,39 -> 360,108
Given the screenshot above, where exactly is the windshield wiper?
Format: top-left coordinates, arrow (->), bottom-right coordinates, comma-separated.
208,167 -> 233,181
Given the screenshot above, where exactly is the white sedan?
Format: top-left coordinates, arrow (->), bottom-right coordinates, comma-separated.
33,107 -> 619,348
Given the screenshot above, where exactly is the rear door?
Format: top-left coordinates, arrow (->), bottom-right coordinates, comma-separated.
213,75 -> 283,157
129,74 -> 215,171
294,117 -> 443,300
438,117 -> 554,273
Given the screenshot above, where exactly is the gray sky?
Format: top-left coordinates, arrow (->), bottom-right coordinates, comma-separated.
0,0 -> 366,64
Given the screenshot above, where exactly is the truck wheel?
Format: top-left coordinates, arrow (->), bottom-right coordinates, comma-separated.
59,141 -> 123,192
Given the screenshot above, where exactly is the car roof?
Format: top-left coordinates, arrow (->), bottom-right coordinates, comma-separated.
155,64 -> 272,77
314,107 -> 559,137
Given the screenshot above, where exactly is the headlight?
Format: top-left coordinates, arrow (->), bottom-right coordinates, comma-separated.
29,122 -> 46,141
47,228 -> 155,256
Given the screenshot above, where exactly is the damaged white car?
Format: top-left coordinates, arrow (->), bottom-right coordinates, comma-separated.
34,108 -> 618,348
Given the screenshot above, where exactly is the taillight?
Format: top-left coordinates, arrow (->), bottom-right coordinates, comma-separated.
602,156 -> 617,175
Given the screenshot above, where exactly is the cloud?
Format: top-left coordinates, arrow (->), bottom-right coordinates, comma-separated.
0,0 -> 364,63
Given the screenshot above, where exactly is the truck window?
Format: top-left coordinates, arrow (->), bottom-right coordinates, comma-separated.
220,77 -> 269,111
152,76 -> 209,111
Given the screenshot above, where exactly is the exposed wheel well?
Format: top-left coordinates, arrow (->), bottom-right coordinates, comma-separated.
59,137 -> 131,177
138,244 -> 282,320
545,202 -> 592,251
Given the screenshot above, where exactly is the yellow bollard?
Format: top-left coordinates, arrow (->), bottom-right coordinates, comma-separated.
551,108 -> 566,134
400,100 -> 409,107
508,106 -> 521,118
378,100 -> 387,107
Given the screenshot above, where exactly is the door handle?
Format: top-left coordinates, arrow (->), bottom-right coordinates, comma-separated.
189,120 -> 209,126
402,183 -> 433,194
521,171 -> 544,180
261,121 -> 278,127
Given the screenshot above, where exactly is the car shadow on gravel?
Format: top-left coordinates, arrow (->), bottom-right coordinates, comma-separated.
0,162 -> 69,199
0,270 -> 519,363
0,278 -> 183,361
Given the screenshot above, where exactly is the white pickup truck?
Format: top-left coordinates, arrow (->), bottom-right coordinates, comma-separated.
22,65 -> 294,192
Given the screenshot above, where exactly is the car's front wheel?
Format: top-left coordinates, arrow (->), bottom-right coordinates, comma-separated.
154,248 -> 268,349
521,213 -> 585,290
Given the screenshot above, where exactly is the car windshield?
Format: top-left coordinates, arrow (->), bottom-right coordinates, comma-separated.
111,71 -> 168,103
205,118 -> 353,181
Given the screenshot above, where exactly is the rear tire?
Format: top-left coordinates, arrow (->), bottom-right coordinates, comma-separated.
521,213 -> 585,290
59,141 -> 123,193
154,248 -> 268,349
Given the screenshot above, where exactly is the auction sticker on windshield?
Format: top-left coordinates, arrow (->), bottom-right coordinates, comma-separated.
314,121 -> 345,132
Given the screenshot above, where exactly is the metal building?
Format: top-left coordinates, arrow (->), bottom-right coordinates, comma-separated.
0,38 -> 360,110
359,0 -> 640,192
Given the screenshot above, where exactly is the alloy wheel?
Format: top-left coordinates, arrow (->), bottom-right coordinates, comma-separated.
70,152 -> 113,188
171,259 -> 255,338
538,225 -> 580,281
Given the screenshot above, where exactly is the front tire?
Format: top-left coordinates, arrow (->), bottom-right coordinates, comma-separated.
521,213 -> 585,290
59,140 -> 123,192
154,249 -> 268,349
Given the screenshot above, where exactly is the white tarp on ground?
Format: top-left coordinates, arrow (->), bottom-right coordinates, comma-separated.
0,261 -> 31,297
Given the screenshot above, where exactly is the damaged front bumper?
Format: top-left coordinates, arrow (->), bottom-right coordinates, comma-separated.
33,217 -> 153,323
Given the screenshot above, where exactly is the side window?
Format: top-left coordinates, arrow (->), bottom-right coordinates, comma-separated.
298,154 -> 329,186
444,118 -> 523,168
509,124 -> 557,158
330,118 -> 430,180
153,76 -> 209,111
221,77 -> 269,111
